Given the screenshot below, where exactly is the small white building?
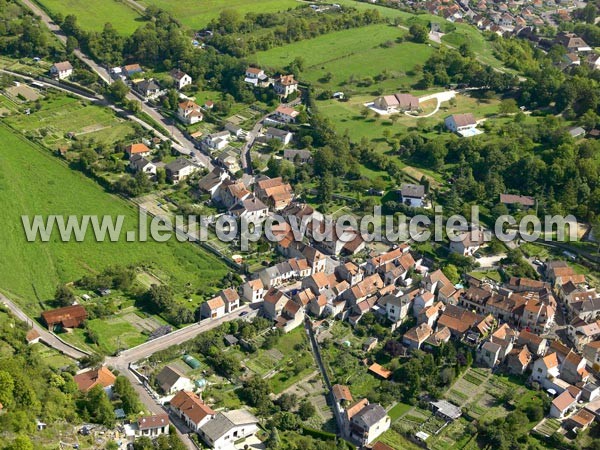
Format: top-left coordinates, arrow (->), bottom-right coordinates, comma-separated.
155,365 -> 193,395
445,113 -> 482,137
129,154 -> 157,175
50,61 -> 73,80
170,69 -> 192,90
200,296 -> 226,319
125,414 -> 169,441
265,127 -> 293,146
242,279 -> 265,303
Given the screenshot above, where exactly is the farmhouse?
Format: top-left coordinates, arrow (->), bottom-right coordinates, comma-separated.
41,305 -> 87,330
155,365 -> 194,394
373,93 -> 419,113
165,158 -> 200,184
273,74 -> 299,97
399,183 -> 426,207
73,366 -> 116,394
170,69 -> 192,90
177,100 -> 203,125
50,61 -> 73,80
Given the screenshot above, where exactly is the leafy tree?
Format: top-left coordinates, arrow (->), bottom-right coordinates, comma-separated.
409,23 -> 429,43
114,376 -> 142,415
498,99 -> 518,115
298,399 -> 316,420
108,79 -> 129,102
0,370 -> 15,408
442,264 -> 460,284
55,284 -> 75,307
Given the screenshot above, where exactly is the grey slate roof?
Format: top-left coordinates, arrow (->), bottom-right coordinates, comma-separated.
400,183 -> 425,198
351,403 -> 387,428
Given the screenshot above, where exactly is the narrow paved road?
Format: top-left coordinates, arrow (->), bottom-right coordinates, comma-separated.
0,293 -> 89,359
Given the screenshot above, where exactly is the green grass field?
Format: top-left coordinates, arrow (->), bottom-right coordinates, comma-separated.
70,317 -> 147,354
140,0 -> 299,28
6,95 -> 136,148
0,125 -> 228,311
253,24 -> 433,92
35,0 -> 144,34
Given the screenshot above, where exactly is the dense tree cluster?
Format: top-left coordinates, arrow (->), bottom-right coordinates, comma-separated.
0,0 -> 56,58
0,307 -> 81,448
208,7 -> 384,57
421,46 -> 517,91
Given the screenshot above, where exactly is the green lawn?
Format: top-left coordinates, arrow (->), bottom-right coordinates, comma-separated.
69,317 -> 147,354
253,23 -> 432,92
140,0 -> 300,28
35,0 -> 144,34
0,124 -> 228,311
6,95 -> 136,149
388,402 -> 412,421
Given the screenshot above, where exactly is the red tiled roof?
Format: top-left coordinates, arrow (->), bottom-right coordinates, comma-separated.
73,366 -> 116,392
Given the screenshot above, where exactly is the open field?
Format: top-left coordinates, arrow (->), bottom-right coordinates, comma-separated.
5,94 -> 136,149
253,24 -> 433,92
140,0 -> 299,28
0,125 -> 228,311
35,0 -> 144,34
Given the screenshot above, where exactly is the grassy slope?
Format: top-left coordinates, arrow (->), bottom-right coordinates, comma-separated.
253,24 -> 434,91
35,0 -> 144,34
140,0 -> 299,28
0,125 -> 228,310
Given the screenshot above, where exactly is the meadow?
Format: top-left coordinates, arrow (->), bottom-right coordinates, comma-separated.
0,125 -> 229,311
35,0 -> 144,34
253,24 -> 433,92
140,0 -> 300,28
5,94 -> 136,148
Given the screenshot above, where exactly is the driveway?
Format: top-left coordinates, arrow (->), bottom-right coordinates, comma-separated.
406,90 -> 457,118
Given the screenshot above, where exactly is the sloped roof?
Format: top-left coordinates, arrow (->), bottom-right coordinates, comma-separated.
170,391 -> 215,425
73,366 -> 116,392
332,384 -> 353,403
